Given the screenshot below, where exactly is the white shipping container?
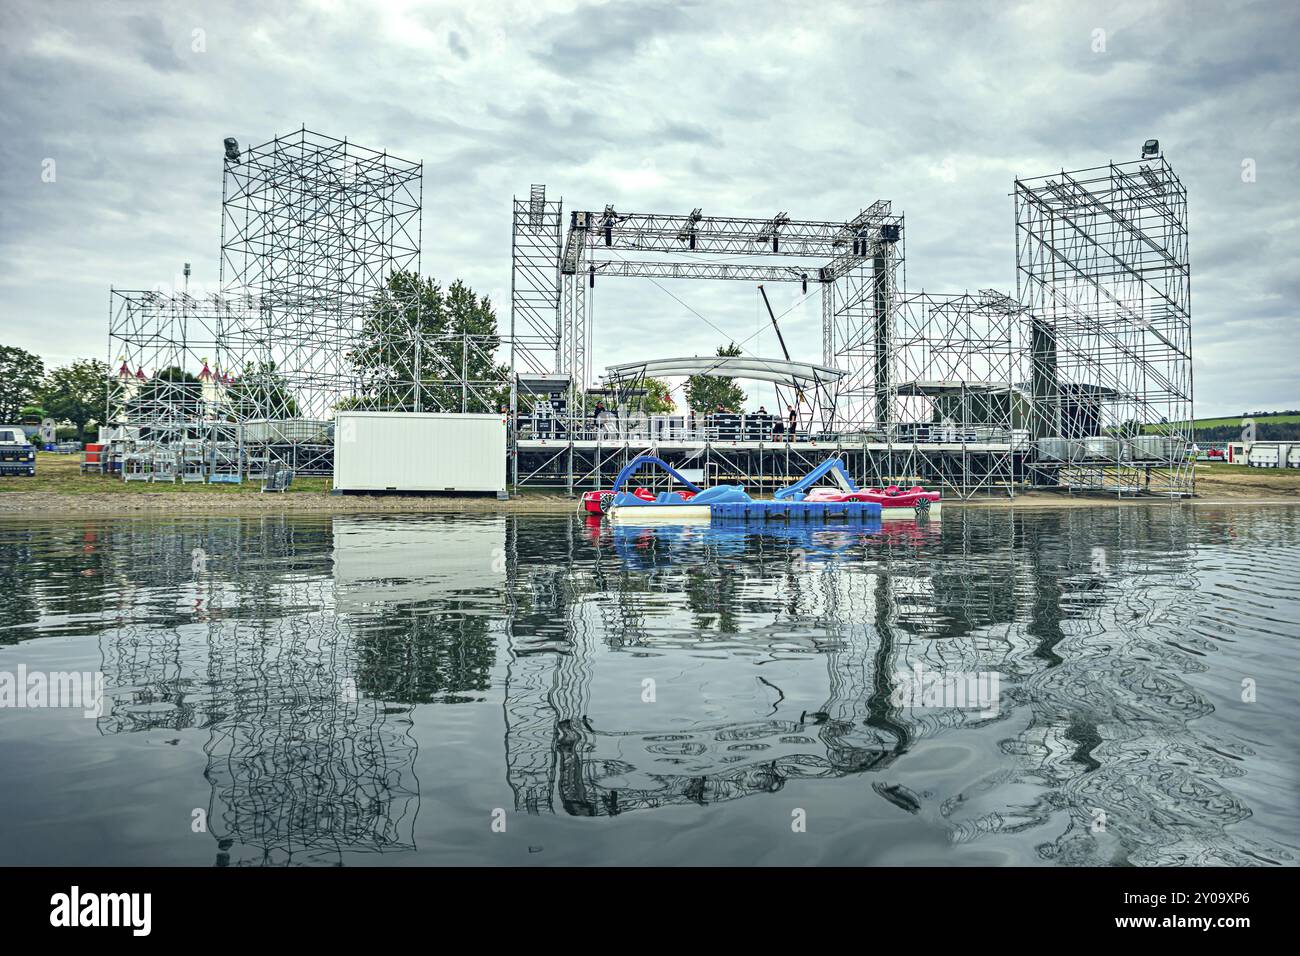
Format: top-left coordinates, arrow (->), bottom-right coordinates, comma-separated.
334,412 -> 507,493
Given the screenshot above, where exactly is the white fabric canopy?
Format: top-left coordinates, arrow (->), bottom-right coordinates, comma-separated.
603,355 -> 843,389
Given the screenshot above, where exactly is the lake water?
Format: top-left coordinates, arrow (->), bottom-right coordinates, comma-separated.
0,506 -> 1296,867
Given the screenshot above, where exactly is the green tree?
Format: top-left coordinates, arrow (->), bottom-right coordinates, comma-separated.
41,358 -> 109,439
226,361 -> 299,420
125,366 -> 203,425
0,346 -> 45,422
641,377 -> 676,413
352,271 -> 508,412
685,343 -> 747,412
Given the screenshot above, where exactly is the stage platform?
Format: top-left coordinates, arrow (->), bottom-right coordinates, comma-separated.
517,438 -> 1017,454
513,436 -> 1024,498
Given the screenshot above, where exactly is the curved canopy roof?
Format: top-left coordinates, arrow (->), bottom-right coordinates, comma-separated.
603,356 -> 843,389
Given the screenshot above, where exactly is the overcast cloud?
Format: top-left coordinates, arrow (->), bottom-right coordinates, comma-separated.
1,0 -> 1296,416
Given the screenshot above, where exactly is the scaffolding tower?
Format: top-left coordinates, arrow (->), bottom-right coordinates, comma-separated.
219,127 -> 423,452
107,289 -> 233,440
106,288 -> 256,477
1015,156 -> 1193,496
510,185 -> 565,378
107,128 -> 438,476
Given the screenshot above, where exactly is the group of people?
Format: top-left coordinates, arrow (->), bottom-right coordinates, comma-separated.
587,401 -> 800,440
595,403 -> 795,442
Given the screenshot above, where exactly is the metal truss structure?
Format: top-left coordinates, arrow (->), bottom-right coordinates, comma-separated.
513,148 -> 1192,500
510,185 -> 565,379
104,141 -> 1190,498
509,189 -> 1026,498
878,289 -> 1025,495
107,288 -> 232,441
105,288 -> 270,477
1015,156 -> 1193,497
510,188 -> 905,428
108,128 -> 435,477
218,128 -> 422,469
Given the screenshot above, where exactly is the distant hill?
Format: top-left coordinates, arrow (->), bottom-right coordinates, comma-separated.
1142,411 -> 1300,442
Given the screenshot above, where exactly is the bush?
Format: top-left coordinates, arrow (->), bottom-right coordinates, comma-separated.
55,426 -> 80,442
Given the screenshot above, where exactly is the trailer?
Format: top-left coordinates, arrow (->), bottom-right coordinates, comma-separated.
0,424 -> 36,476
1245,442 -> 1292,469
333,412 -> 507,494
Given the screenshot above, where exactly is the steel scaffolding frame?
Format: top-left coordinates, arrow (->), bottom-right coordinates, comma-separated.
104,289 -> 272,474
511,150 -> 1191,499
219,127 -> 423,428
107,288 -> 235,440
510,184 -> 564,378
103,141 -> 1191,498
510,190 -> 905,428
1015,156 -> 1193,497
881,289 -> 1025,496
508,189 -> 1033,498
107,128 -> 445,477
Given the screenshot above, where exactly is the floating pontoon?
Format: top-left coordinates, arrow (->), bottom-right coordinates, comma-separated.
605,455 -> 895,524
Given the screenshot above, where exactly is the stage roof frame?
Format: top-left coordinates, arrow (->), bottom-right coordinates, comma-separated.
603,355 -> 844,390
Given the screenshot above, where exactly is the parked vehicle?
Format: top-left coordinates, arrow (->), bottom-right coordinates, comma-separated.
0,425 -> 37,476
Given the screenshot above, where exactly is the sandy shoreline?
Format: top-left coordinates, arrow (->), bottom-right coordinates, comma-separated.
0,489 -> 1295,517
2,455 -> 1294,516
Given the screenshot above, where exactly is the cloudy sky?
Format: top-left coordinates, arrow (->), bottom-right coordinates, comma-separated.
1,0 -> 1296,416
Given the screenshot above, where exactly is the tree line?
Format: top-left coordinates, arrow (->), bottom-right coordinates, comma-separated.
0,346 -> 107,439
1197,421 -> 1300,443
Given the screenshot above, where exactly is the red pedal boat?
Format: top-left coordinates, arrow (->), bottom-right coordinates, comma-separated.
581,487 -> 696,515
784,460 -> 940,519
805,484 -> 939,509
804,485 -> 940,517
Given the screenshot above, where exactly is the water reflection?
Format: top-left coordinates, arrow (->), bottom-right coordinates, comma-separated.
0,506 -> 1296,866
84,520 -> 420,865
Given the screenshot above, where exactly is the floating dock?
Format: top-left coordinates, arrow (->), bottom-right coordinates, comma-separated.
710,500 -> 882,521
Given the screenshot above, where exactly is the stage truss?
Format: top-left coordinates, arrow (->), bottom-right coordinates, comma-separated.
510,188 -> 906,433
108,127 -> 490,478
881,289 -> 1025,496
1015,156 -> 1193,497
